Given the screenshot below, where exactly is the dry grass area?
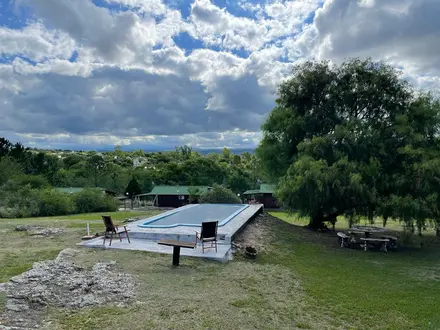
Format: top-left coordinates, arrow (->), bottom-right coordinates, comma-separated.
2,210 -> 440,329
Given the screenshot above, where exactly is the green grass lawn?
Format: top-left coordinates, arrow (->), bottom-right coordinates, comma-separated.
1,210 -> 440,329
267,211 -> 440,329
270,211 -> 435,233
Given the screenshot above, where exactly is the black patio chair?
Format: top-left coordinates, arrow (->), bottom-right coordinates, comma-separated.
102,215 -> 130,246
195,221 -> 218,253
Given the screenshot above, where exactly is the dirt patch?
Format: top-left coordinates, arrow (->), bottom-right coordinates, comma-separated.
233,213 -> 275,256
0,248 -> 136,329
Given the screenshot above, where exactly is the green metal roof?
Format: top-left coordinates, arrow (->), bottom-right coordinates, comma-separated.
242,189 -> 262,195
56,187 -> 103,194
146,186 -> 211,196
242,184 -> 276,195
260,184 -> 276,194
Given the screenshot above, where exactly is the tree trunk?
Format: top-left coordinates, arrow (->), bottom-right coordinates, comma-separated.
417,223 -> 423,236
348,215 -> 354,228
307,212 -> 339,231
307,214 -> 324,230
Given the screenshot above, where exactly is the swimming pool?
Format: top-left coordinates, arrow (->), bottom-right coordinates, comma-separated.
137,204 -> 249,228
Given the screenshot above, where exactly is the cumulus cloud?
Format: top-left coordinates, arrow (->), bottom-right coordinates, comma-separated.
1,0 -> 440,149
313,0 -> 440,71
0,23 -> 75,62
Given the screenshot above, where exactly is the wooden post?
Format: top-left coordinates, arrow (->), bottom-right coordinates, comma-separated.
172,246 -> 181,266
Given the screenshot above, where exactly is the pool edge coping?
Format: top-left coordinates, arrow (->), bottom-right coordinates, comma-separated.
136,204 -> 249,229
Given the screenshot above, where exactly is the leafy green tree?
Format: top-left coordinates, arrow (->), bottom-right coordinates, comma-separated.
199,184 -> 241,204
0,137 -> 13,158
62,154 -> 83,168
181,157 -> 225,186
227,168 -> 252,194
221,147 -> 232,162
36,189 -> 75,216
125,177 -> 142,208
15,174 -> 49,189
73,189 -> 119,214
176,145 -> 193,160
0,157 -> 23,185
258,58 -> 440,230
26,152 -> 60,185
86,154 -> 106,187
132,168 -> 153,194
188,186 -> 201,204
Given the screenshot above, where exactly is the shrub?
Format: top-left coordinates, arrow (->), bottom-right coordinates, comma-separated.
72,189 -> 119,214
199,184 -> 241,204
36,189 -> 75,216
16,175 -> 49,189
0,186 -> 41,218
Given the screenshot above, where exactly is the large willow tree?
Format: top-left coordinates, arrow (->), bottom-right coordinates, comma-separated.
257,59 -> 440,231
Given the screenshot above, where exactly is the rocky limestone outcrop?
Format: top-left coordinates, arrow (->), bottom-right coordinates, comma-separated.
14,225 -> 65,237
1,248 -> 136,329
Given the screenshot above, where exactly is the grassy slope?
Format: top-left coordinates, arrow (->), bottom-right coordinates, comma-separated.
267,212 -> 440,330
1,211 -> 440,329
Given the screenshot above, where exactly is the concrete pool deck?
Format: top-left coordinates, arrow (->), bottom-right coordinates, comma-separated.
80,204 -> 263,261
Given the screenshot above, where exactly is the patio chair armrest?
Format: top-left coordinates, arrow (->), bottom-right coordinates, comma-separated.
195,231 -> 200,239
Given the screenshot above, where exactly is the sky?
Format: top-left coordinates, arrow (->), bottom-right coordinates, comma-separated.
0,0 -> 439,150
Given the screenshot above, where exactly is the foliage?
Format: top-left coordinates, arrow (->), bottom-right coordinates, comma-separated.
86,154 -> 106,187
0,136 -> 261,217
125,177 -> 142,199
188,186 -> 201,204
0,157 -> 23,186
72,189 -> 119,214
36,189 -> 75,217
15,175 -> 49,189
199,184 -> 241,204
0,185 -> 40,218
258,58 -> 440,230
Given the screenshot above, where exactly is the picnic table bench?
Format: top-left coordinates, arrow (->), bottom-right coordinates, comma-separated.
158,239 -> 196,266
381,235 -> 398,250
337,232 -> 351,248
360,237 -> 389,252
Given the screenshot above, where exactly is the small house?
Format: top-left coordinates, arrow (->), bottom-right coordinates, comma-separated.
143,186 -> 212,207
242,184 -> 278,208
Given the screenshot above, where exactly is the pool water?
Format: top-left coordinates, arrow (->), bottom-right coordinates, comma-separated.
138,204 -> 249,228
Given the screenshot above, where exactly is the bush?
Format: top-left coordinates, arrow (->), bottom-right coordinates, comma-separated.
0,186 -> 41,218
72,189 -> 119,214
199,184 -> 241,204
16,175 -> 49,189
36,189 -> 75,216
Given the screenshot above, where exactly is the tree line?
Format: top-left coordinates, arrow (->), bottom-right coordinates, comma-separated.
0,139 -> 262,217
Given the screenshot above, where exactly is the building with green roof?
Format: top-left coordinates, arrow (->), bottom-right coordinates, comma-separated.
242,184 -> 278,208
138,185 -> 212,207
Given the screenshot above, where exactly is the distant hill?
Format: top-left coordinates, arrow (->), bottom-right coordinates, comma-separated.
195,148 -> 255,155
93,146 -> 255,154
31,145 -> 255,154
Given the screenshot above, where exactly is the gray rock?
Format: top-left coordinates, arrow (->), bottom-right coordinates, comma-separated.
14,225 -> 30,232
1,249 -> 136,329
14,225 -> 65,236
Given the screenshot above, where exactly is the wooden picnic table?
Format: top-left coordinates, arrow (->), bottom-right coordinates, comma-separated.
158,239 -> 196,266
350,225 -> 386,238
360,237 -> 389,252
